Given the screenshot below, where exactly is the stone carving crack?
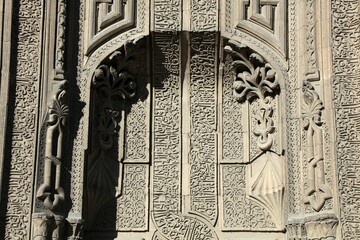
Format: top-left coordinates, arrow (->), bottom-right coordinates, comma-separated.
302,81 -> 332,211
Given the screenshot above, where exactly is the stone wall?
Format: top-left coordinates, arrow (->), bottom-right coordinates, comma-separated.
0,0 -> 356,239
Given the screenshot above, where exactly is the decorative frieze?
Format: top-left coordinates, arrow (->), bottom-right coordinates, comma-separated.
153,0 -> 181,31
1,0 -> 43,238
331,0 -> 360,238
189,32 -> 218,225
191,0 -> 217,31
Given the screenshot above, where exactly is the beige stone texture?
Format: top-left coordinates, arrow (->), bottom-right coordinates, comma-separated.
0,0 -> 357,239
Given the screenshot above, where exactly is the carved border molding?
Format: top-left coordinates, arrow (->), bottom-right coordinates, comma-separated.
86,0 -> 135,54
331,0 -> 360,238
224,0 -> 287,57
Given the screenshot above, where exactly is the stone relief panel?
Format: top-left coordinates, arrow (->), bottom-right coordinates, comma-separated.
0,0 -> 43,239
190,0 -> 217,31
0,0 -> 349,238
153,0 -> 181,31
221,165 -> 276,231
222,39 -> 285,231
152,32 -> 219,240
73,0 -> 147,221
85,37 -> 150,233
302,81 -> 332,212
36,80 -> 69,211
189,32 -> 218,225
152,32 -> 182,225
332,0 -> 360,238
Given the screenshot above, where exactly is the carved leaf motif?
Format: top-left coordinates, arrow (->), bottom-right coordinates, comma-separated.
37,80 -> 68,211
86,37 -> 146,229
302,80 -> 323,130
47,88 -> 69,127
301,80 -> 332,211
98,108 -> 119,150
93,65 -> 136,100
225,39 -> 280,152
225,40 -> 279,103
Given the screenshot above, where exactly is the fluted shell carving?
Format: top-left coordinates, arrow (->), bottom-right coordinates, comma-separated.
86,36 -> 146,229
225,39 -> 284,229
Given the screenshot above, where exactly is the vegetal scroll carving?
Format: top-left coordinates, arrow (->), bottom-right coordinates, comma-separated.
225,39 -> 284,229
86,36 -> 146,228
302,81 -> 332,211
92,65 -> 136,150
225,39 -> 280,151
37,80 -> 69,210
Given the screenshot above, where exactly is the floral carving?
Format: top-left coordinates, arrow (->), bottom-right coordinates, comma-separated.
225,39 -> 280,151
92,65 -> 136,150
92,37 -> 144,151
86,37 -> 146,229
302,81 -> 332,211
37,80 -> 69,210
225,39 -> 284,230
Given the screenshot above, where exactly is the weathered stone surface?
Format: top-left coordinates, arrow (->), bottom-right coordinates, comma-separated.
0,0 -> 355,239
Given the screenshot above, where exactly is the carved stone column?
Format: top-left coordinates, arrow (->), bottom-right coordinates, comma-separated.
31,0 -> 86,238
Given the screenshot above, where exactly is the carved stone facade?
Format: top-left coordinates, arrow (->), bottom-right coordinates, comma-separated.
0,0 -> 357,239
